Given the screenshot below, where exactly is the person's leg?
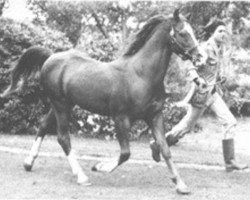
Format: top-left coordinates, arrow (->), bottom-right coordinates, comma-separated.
150,104 -> 205,162
210,93 -> 248,171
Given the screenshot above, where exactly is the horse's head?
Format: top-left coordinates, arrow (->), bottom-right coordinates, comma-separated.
170,9 -> 206,66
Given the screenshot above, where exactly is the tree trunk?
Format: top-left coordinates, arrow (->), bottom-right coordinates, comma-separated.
0,0 -> 6,16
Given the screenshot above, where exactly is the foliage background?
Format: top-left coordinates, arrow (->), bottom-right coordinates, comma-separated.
1,0 -> 250,139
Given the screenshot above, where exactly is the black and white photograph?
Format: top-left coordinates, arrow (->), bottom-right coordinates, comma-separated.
0,0 -> 250,199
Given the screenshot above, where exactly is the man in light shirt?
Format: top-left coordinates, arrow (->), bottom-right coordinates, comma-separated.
150,19 -> 248,172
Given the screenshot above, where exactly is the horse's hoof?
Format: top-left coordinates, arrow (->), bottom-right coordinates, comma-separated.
173,178 -> 191,195
150,141 -> 161,162
77,174 -> 91,186
78,180 -> 92,186
166,134 -> 179,146
91,161 -> 116,173
91,165 -> 98,171
23,163 -> 32,171
78,178 -> 92,186
24,157 -> 33,171
176,186 -> 191,195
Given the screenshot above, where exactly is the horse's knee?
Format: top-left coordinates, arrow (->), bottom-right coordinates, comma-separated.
157,141 -> 172,159
118,151 -> 130,165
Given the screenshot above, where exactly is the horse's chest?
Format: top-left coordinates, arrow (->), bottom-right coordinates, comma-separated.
145,96 -> 165,114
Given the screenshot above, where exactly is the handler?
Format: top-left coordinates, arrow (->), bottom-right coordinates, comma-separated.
150,18 -> 248,172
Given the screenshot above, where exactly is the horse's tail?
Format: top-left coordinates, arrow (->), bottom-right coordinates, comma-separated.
1,46 -> 53,98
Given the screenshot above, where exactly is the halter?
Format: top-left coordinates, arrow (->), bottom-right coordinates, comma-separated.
169,28 -> 198,62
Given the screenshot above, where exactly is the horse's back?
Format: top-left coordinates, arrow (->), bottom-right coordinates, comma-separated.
42,49 -> 98,72
40,50 -> 119,114
40,49 -> 156,117
41,50 -> 97,95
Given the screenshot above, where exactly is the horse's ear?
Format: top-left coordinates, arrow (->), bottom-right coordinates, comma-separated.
173,8 -> 180,22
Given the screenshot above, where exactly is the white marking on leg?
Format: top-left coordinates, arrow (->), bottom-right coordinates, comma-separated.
67,150 -> 90,185
165,158 -> 190,194
93,159 -> 119,173
24,137 -> 43,167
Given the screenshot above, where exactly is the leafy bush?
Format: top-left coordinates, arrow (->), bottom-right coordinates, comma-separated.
0,17 -> 197,139
0,17 -> 72,134
1,13 -> 250,140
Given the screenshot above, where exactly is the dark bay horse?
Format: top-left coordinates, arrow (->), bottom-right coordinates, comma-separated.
1,9 -> 206,194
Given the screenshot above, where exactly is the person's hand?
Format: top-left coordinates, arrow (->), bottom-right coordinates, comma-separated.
193,77 -> 207,90
193,47 -> 208,67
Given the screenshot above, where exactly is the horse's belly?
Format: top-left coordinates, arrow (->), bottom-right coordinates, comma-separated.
66,80 -> 111,116
73,96 -> 110,116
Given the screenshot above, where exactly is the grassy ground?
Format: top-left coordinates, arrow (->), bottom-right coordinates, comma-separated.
0,116 -> 249,166
0,116 -> 249,199
0,151 -> 250,200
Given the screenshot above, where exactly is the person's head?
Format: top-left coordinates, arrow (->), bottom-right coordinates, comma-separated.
203,19 -> 227,44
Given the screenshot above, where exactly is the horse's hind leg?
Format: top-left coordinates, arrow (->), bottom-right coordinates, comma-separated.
92,115 -> 131,172
52,102 -> 90,185
24,109 -> 56,171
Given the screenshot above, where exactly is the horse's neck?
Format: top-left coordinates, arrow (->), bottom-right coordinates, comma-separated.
134,30 -> 172,85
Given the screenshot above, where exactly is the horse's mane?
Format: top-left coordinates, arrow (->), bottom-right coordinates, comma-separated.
123,15 -> 169,57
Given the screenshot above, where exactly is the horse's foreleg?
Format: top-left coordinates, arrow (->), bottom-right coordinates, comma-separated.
54,106 -> 90,185
150,112 -> 190,195
92,115 -> 131,173
24,109 -> 56,171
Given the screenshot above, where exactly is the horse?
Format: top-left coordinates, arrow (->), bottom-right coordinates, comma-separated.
1,9 -> 206,194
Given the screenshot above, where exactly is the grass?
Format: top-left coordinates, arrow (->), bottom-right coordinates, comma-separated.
0,116 -> 249,167
0,116 -> 250,199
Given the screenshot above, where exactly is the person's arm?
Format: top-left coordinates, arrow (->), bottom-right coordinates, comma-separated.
186,63 -> 207,89
187,41 -> 213,89
175,63 -> 206,107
